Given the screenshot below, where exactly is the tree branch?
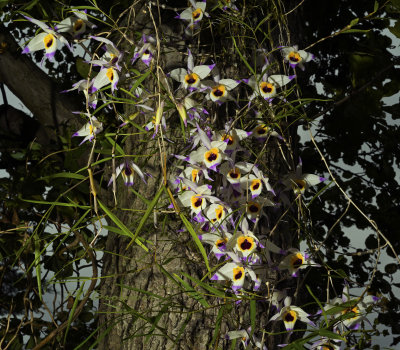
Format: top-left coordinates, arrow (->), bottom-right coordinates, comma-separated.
0,24 -> 81,135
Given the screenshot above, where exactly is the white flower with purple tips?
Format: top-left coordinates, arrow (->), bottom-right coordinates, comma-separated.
176,0 -> 208,24
56,10 -> 96,37
211,252 -> 260,291
202,74 -> 240,103
72,116 -> 103,145
269,296 -> 315,331
281,45 -> 314,70
108,160 -> 148,187
87,36 -> 123,70
132,34 -> 156,67
22,16 -> 70,61
92,67 -> 119,93
244,61 -> 294,102
283,158 -> 327,195
278,248 -> 316,277
169,50 -> 215,90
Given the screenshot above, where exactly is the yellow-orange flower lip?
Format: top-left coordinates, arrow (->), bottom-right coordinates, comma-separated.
247,201 -> 260,213
211,85 -> 226,97
288,51 -> 301,63
215,238 -> 227,248
205,148 -> 219,162
233,266 -> 244,281
228,168 -> 241,179
191,169 -> 199,182
106,68 -> 114,82
290,253 -> 304,268
185,73 -> 199,85
73,19 -> 84,32
191,195 -> 203,208
222,134 -> 234,145
292,179 -> 306,193
192,8 -> 203,20
215,205 -> 224,220
43,34 -> 54,49
237,236 -> 254,252
260,82 -> 274,94
251,179 -> 261,191
283,310 -> 297,322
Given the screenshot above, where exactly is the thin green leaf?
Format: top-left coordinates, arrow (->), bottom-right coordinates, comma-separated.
341,29 -> 370,34
129,187 -> 151,205
34,232 -> 42,301
106,136 -> 125,156
37,172 -> 86,181
145,304 -> 169,344
179,213 -> 210,273
317,329 -> 346,341
306,284 -> 327,325
98,200 -> 148,252
179,272 -> 226,298
64,282 -> 86,344
126,186 -> 164,249
129,70 -> 151,93
232,37 -> 255,75
173,274 -> 210,308
250,299 -> 256,334
211,304 -> 225,346
21,198 -> 91,209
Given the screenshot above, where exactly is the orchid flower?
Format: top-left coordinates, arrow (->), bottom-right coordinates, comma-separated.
268,289 -> 287,311
211,252 -> 261,291
72,116 -> 103,145
252,122 -> 281,140
225,327 -> 267,350
278,248 -> 316,277
283,158 -> 327,195
226,230 -> 261,262
186,126 -> 229,171
22,16 -> 70,61
108,160 -> 148,187
177,180 -> 219,221
132,34 -> 156,67
183,96 -> 209,122
170,50 -> 215,90
55,10 -> 96,37
176,0 -> 208,24
202,68 -> 240,103
245,63 -> 294,102
212,127 -> 251,153
199,230 -> 232,259
324,284 -> 380,330
220,161 -> 254,187
240,165 -> 275,199
220,0 -> 239,11
87,36 -> 123,70
243,196 -> 274,222
62,79 -> 102,109
269,296 -> 315,331
92,67 -> 119,93
281,45 -> 314,70
204,203 -> 232,226
309,337 -> 341,350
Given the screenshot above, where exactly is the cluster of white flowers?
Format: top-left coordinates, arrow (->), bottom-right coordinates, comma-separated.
20,3 -> 380,348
